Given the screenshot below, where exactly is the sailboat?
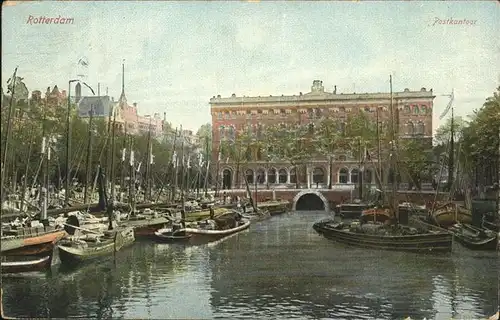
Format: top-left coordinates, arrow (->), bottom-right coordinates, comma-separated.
313,75 -> 453,253
428,90 -> 473,227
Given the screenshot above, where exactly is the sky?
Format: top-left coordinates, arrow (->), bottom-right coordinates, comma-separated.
2,1 -> 499,132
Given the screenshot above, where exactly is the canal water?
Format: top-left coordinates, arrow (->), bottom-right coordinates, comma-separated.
2,211 -> 498,319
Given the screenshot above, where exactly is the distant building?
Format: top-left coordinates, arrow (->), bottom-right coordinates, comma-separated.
75,64 -> 165,137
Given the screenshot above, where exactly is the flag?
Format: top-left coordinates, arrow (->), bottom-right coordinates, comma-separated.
439,89 -> 454,120
130,150 -> 135,166
77,57 -> 89,67
172,151 -> 177,167
149,145 -> 154,164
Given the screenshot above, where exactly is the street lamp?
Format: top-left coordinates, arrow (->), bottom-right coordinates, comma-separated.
65,79 -> 95,206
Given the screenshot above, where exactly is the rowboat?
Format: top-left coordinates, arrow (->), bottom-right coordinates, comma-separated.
431,202 -> 472,227
1,227 -> 66,256
154,227 -> 192,243
241,209 -> 271,222
313,218 -> 453,253
449,223 -> 498,251
57,227 -> 135,265
1,256 -> 51,274
184,219 -> 250,245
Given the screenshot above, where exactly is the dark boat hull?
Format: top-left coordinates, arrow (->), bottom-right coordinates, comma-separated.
154,229 -> 192,243
449,224 -> 498,251
1,230 -> 66,256
120,217 -> 171,238
58,228 -> 135,265
1,256 -> 51,273
313,221 -> 453,253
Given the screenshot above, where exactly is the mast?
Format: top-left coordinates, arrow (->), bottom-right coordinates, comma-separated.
129,136 -> 136,214
172,126 -> 181,202
179,129 -> 186,224
447,98 -> 455,193
107,104 -> 117,229
376,107 -> 382,189
389,75 -> 399,222
215,145 -> 221,197
203,136 -> 210,197
83,105 -> 94,204
120,124 -> 127,199
1,67 -> 18,204
358,138 -> 363,200
145,116 -> 152,202
154,127 -> 177,202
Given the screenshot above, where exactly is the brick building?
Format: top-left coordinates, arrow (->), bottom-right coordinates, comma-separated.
209,80 -> 435,190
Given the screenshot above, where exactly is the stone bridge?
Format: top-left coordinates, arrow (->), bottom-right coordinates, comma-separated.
217,187 -> 449,212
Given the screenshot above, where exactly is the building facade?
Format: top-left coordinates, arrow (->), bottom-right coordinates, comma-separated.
209,80 -> 435,190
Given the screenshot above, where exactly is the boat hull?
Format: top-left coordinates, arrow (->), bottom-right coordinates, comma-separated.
1,256 -> 51,274
1,230 -> 66,256
119,217 -> 170,238
58,227 -> 135,265
184,220 -> 251,245
449,224 -> 498,251
313,221 -> 453,253
154,229 -> 192,243
432,203 -> 472,227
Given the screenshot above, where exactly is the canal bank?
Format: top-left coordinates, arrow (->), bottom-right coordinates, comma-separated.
1,211 -> 498,319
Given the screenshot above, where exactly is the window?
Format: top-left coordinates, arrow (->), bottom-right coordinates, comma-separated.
268,168 -> 277,184
278,169 -> 287,183
416,122 -> 425,135
413,105 -> 419,114
404,105 -> 411,113
217,112 -> 222,120
308,123 -> 314,134
219,126 -> 225,139
224,112 -> 230,119
228,126 -> 235,140
289,168 -> 297,183
313,167 -> 325,183
364,169 -> 372,183
407,122 -> 414,135
339,168 -> 349,184
245,169 -> 254,184
350,168 -> 359,184
256,168 -> 265,184
421,105 -> 427,114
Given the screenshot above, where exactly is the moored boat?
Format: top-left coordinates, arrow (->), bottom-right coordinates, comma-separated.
1,255 -> 51,274
360,207 -> 392,224
430,202 -> 472,228
183,218 -> 250,245
57,227 -> 135,265
154,225 -> 192,243
313,218 -> 453,253
448,223 -> 498,250
1,225 -> 66,257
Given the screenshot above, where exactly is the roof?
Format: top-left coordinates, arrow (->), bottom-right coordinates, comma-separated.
77,96 -> 113,117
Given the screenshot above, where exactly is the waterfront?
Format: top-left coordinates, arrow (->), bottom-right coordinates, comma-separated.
2,211 -> 499,319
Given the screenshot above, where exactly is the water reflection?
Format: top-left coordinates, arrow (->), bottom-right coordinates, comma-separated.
1,211 -> 498,319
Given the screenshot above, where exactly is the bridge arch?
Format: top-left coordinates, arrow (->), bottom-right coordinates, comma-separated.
292,190 -> 330,212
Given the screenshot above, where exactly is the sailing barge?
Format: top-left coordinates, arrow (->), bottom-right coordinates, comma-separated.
313,218 -> 453,253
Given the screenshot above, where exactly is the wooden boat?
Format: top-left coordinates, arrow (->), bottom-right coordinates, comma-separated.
257,200 -> 290,216
430,202 -> 472,227
335,202 -> 373,218
448,223 -> 498,250
154,225 -> 192,243
118,213 -> 171,238
183,219 -> 250,245
360,208 -> 392,224
1,226 -> 66,256
1,255 -> 51,274
57,227 -> 135,265
313,218 -> 453,253
241,207 -> 272,222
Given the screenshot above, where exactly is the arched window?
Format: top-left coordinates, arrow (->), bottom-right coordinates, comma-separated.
404,105 -> 411,113
313,167 -> 325,183
228,126 -> 235,140
364,169 -> 373,183
351,168 -> 359,184
407,122 -> 414,135
268,168 -> 277,184
278,169 -> 287,183
421,105 -> 427,114
413,105 -> 419,114
290,168 -> 297,183
256,168 -> 265,184
245,169 -> 254,184
339,168 -> 349,184
416,122 -> 425,135
219,126 -> 225,139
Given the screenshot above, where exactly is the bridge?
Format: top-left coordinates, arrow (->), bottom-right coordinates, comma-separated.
216,187 -> 448,212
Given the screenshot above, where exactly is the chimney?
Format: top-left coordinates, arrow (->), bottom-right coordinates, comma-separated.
133,102 -> 137,108
163,112 -> 166,122
334,85 -> 337,94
